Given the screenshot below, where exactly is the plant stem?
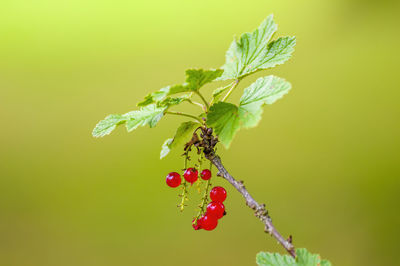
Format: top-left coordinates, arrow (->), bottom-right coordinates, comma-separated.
209,82 -> 234,106
188,99 -> 206,111
195,91 -> 210,111
165,111 -> 203,124
178,151 -> 190,211
196,178 -> 212,220
204,153 -> 296,258
178,181 -> 188,211
222,79 -> 240,102
196,149 -> 204,193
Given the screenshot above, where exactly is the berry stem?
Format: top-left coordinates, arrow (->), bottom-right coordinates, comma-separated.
195,178 -> 212,220
196,150 -> 204,193
178,181 -> 188,212
178,149 -> 191,211
198,150 -> 204,171
204,153 -> 296,258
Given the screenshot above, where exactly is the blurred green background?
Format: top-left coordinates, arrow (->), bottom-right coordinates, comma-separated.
1,0 -> 399,265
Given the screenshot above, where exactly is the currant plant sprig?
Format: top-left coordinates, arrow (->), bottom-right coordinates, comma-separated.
92,14 -> 332,265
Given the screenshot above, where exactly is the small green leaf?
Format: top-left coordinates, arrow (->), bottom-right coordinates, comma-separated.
92,104 -> 167,137
239,75 -> 291,128
92,114 -> 126,137
296,249 -> 321,265
137,69 -> 222,107
185,69 -> 223,91
158,94 -> 191,108
212,83 -> 234,103
320,260 -> 332,266
219,14 -> 296,80
125,104 -> 166,132
206,75 -> 291,148
256,249 -> 331,266
137,85 -> 187,107
160,121 -> 198,159
160,138 -> 173,159
206,102 -> 241,148
256,252 -> 296,266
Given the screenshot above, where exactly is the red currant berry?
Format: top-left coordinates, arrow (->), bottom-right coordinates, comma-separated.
206,201 -> 225,219
200,169 -> 212,180
196,216 -> 204,228
210,186 -> 227,202
166,172 -> 181,188
183,168 -> 198,184
192,218 -> 201,230
199,214 -> 218,231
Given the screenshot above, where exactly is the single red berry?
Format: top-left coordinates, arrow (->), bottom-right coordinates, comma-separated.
166,172 -> 181,188
206,201 -> 225,219
200,169 -> 212,180
197,216 -> 204,228
199,214 -> 218,231
184,168 -> 198,184
192,218 -> 201,230
210,186 -> 227,202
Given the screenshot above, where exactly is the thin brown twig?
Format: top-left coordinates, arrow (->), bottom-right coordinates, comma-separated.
204,153 -> 296,258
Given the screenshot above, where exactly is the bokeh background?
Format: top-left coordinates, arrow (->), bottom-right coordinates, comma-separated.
1,0 -> 399,265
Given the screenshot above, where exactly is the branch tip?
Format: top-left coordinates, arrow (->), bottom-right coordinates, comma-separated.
205,149 -> 296,258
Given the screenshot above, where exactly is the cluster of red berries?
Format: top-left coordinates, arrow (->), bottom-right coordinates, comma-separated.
192,186 -> 227,231
166,168 -> 227,231
165,168 -> 211,187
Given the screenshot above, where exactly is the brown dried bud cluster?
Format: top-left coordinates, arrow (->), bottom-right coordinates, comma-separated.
184,126 -> 218,157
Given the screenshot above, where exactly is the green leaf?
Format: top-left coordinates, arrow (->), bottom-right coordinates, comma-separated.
296,249 -> 321,265
206,102 -> 241,148
256,36 -> 296,70
137,84 -> 187,107
256,249 -> 331,266
92,114 -> 126,137
138,69 -> 223,107
219,14 -> 296,80
239,75 -> 291,128
185,69 -> 223,91
206,75 -> 291,147
212,82 -> 234,103
320,260 -> 332,266
92,104 -> 166,137
160,138 -> 173,159
256,252 -> 296,266
160,121 -> 198,159
125,104 -> 166,132
158,94 -> 191,108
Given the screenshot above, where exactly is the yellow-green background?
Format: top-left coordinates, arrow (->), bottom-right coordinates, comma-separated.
1,0 -> 399,265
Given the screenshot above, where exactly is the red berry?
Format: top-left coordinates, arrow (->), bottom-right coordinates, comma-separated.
199,214 -> 218,231
206,201 -> 225,219
210,186 -> 227,202
192,218 -> 201,230
196,216 -> 204,228
166,172 -> 181,188
200,169 -> 212,180
184,168 -> 198,184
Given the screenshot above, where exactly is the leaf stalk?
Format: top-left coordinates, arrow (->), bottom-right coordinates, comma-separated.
222,79 -> 240,102
195,91 -> 210,111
